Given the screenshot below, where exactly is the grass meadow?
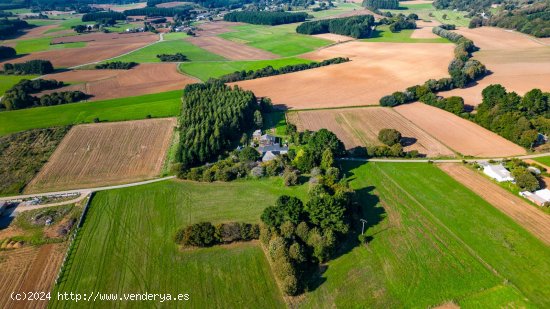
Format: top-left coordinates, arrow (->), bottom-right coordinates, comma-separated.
364,25 -> 450,43
111,39 -> 225,63
0,90 -> 182,136
14,37 -> 86,54
0,74 -> 38,96
533,155 -> 550,167
219,24 -> 331,57
383,3 -> 471,27
179,57 -> 313,81
51,178 -> 309,308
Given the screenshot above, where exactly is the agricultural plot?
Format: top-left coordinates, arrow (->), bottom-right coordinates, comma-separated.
25,118 -> 176,193
187,36 -> 278,60
11,37 -> 85,54
0,127 -> 69,196
438,163 -> 550,245
381,2 -> 471,27
394,103 -> 526,157
300,2 -> 362,19
288,107 -> 455,157
234,41 -> 454,109
51,178 -> 310,308
364,24 -> 449,43
0,90 -> 182,137
42,63 -> 197,101
0,74 -> 38,96
441,27 -> 550,106
299,162 -> 550,308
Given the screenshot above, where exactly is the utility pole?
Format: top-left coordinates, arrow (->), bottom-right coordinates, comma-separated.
360,219 -> 367,235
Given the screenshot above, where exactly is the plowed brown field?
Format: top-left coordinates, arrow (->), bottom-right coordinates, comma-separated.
438,163 -> 550,246
441,27 -> 550,106
187,36 -> 278,60
395,102 -> 526,157
41,63 -> 197,101
288,107 -> 455,157
0,32 -> 158,68
233,41 -> 454,109
0,243 -> 67,309
25,118 -> 176,193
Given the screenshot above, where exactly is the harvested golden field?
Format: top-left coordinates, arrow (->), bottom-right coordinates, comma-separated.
395,102 -> 526,157
187,36 -> 278,60
0,32 -> 158,68
26,118 -> 176,193
41,63 -> 196,101
439,163 -> 550,246
233,41 -> 454,109
195,21 -> 243,36
0,243 -> 67,309
288,107 -> 455,157
441,27 -> 550,106
411,20 -> 440,39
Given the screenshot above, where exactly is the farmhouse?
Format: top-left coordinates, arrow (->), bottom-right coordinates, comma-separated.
520,189 -> 550,206
480,162 -> 514,182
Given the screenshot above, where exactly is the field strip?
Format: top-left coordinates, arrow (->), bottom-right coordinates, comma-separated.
438,163 -> 550,246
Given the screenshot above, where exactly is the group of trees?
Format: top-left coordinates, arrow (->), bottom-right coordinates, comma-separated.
215,57 -> 350,83
503,159 -> 541,191
296,15 -> 375,38
473,85 -> 549,148
0,45 -> 16,60
175,222 -> 260,247
352,128 -> 419,158
156,53 -> 188,62
363,0 -> 399,10
95,61 -> 138,70
379,13 -> 417,32
3,60 -> 54,75
260,178 -> 354,295
82,11 -> 126,22
223,11 -> 308,25
124,7 -> 192,17
0,18 -> 31,39
176,82 -> 262,170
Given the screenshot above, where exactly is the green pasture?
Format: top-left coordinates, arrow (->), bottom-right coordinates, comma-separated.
44,17 -> 87,34
304,2 -> 362,19
0,74 -> 38,96
111,39 -> 225,63
363,25 -> 450,43
382,2 -> 471,27
533,156 -> 550,167
14,37 -> 85,54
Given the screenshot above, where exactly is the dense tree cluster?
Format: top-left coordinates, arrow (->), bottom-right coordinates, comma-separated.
379,13 -> 417,32
177,83 -> 260,170
296,15 -> 375,38
3,60 -> 54,75
260,178 -> 353,295
224,11 -> 308,25
95,61 -> 138,70
0,18 -> 31,39
175,222 -> 260,247
433,0 -> 496,12
287,128 -> 345,173
362,0 -> 399,9
156,53 -> 188,62
503,159 -> 541,191
7,78 -> 64,94
473,85 -> 549,148
0,0 -> 25,10
215,57 -> 350,83
346,128 -> 420,158
82,11 -> 126,22
0,45 -> 16,60
2,79 -> 86,111
124,7 -> 191,17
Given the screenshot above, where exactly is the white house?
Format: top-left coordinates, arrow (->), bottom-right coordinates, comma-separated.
480,162 -> 514,182
520,189 -> 550,206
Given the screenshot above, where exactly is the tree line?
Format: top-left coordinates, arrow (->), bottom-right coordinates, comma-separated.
296,15 -> 375,38
3,60 -> 55,75
82,11 -> 126,22
157,53 -> 188,62
95,61 -> 138,70
0,45 -> 16,60
0,18 -> 31,39
363,0 -> 399,10
175,222 -> 260,247
223,11 -> 308,25
214,57 -> 350,83
124,7 -> 191,17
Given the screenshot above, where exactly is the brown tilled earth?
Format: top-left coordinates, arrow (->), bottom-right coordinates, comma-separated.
194,21 -> 243,36
313,33 -> 354,42
25,118 -> 176,193
187,36 -> 278,60
411,20 -> 441,39
441,27 -> 550,106
288,107 -> 455,157
0,32 -> 158,68
438,163 -> 550,246
41,63 -> 197,101
395,102 -> 526,157
0,243 -> 67,309
233,41 -> 454,109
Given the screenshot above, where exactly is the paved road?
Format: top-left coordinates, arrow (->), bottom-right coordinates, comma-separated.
0,176 -> 176,202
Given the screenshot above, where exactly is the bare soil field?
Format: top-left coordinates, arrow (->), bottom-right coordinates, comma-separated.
313,33 -> 354,42
441,27 -> 550,106
288,107 -> 455,157
411,20 -> 440,39
438,163 -> 550,246
187,36 -> 278,60
195,21 -> 243,36
395,102 -> 526,157
25,118 -> 176,193
0,243 -> 67,309
0,32 -> 158,68
233,41 -> 454,109
41,63 -> 197,101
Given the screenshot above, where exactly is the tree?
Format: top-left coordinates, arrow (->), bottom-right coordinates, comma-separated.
238,147 -> 260,162
283,169 -> 299,186
176,222 -> 216,246
254,110 -> 263,129
320,148 -> 334,171
512,168 -> 539,191
306,193 -> 349,234
378,128 -> 402,146
0,46 -> 16,60
73,24 -> 87,33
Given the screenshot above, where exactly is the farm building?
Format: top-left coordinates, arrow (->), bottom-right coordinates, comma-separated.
262,148 -> 288,162
520,189 -> 550,206
480,162 -> 514,182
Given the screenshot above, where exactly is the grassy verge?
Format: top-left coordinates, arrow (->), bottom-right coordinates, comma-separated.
111,40 -> 225,63
533,155 -> 550,167
0,90 -> 182,136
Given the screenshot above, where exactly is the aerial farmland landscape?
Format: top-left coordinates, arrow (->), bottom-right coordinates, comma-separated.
0,0 -> 549,308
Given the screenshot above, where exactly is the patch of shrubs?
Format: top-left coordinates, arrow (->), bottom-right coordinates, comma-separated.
379,14 -> 417,32
1,79 -> 87,110
95,61 -> 138,70
175,222 -> 260,247
3,60 -> 54,75
156,53 -> 188,62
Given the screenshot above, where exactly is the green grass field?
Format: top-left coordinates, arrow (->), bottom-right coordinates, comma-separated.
111,39 -> 225,63
363,25 -> 450,43
533,156 -> 550,167
51,178 -> 309,308
382,3 -> 471,27
0,90 -> 182,136
219,24 -> 331,57
0,74 -> 38,96
302,2 -> 362,19
14,37 -> 85,54
299,162 -> 550,308
179,57 -> 313,81
44,17 -> 87,34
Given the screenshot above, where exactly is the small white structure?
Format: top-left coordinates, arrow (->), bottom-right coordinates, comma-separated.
528,166 -> 541,175
480,162 -> 514,182
520,189 -> 550,206
252,129 -> 262,141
